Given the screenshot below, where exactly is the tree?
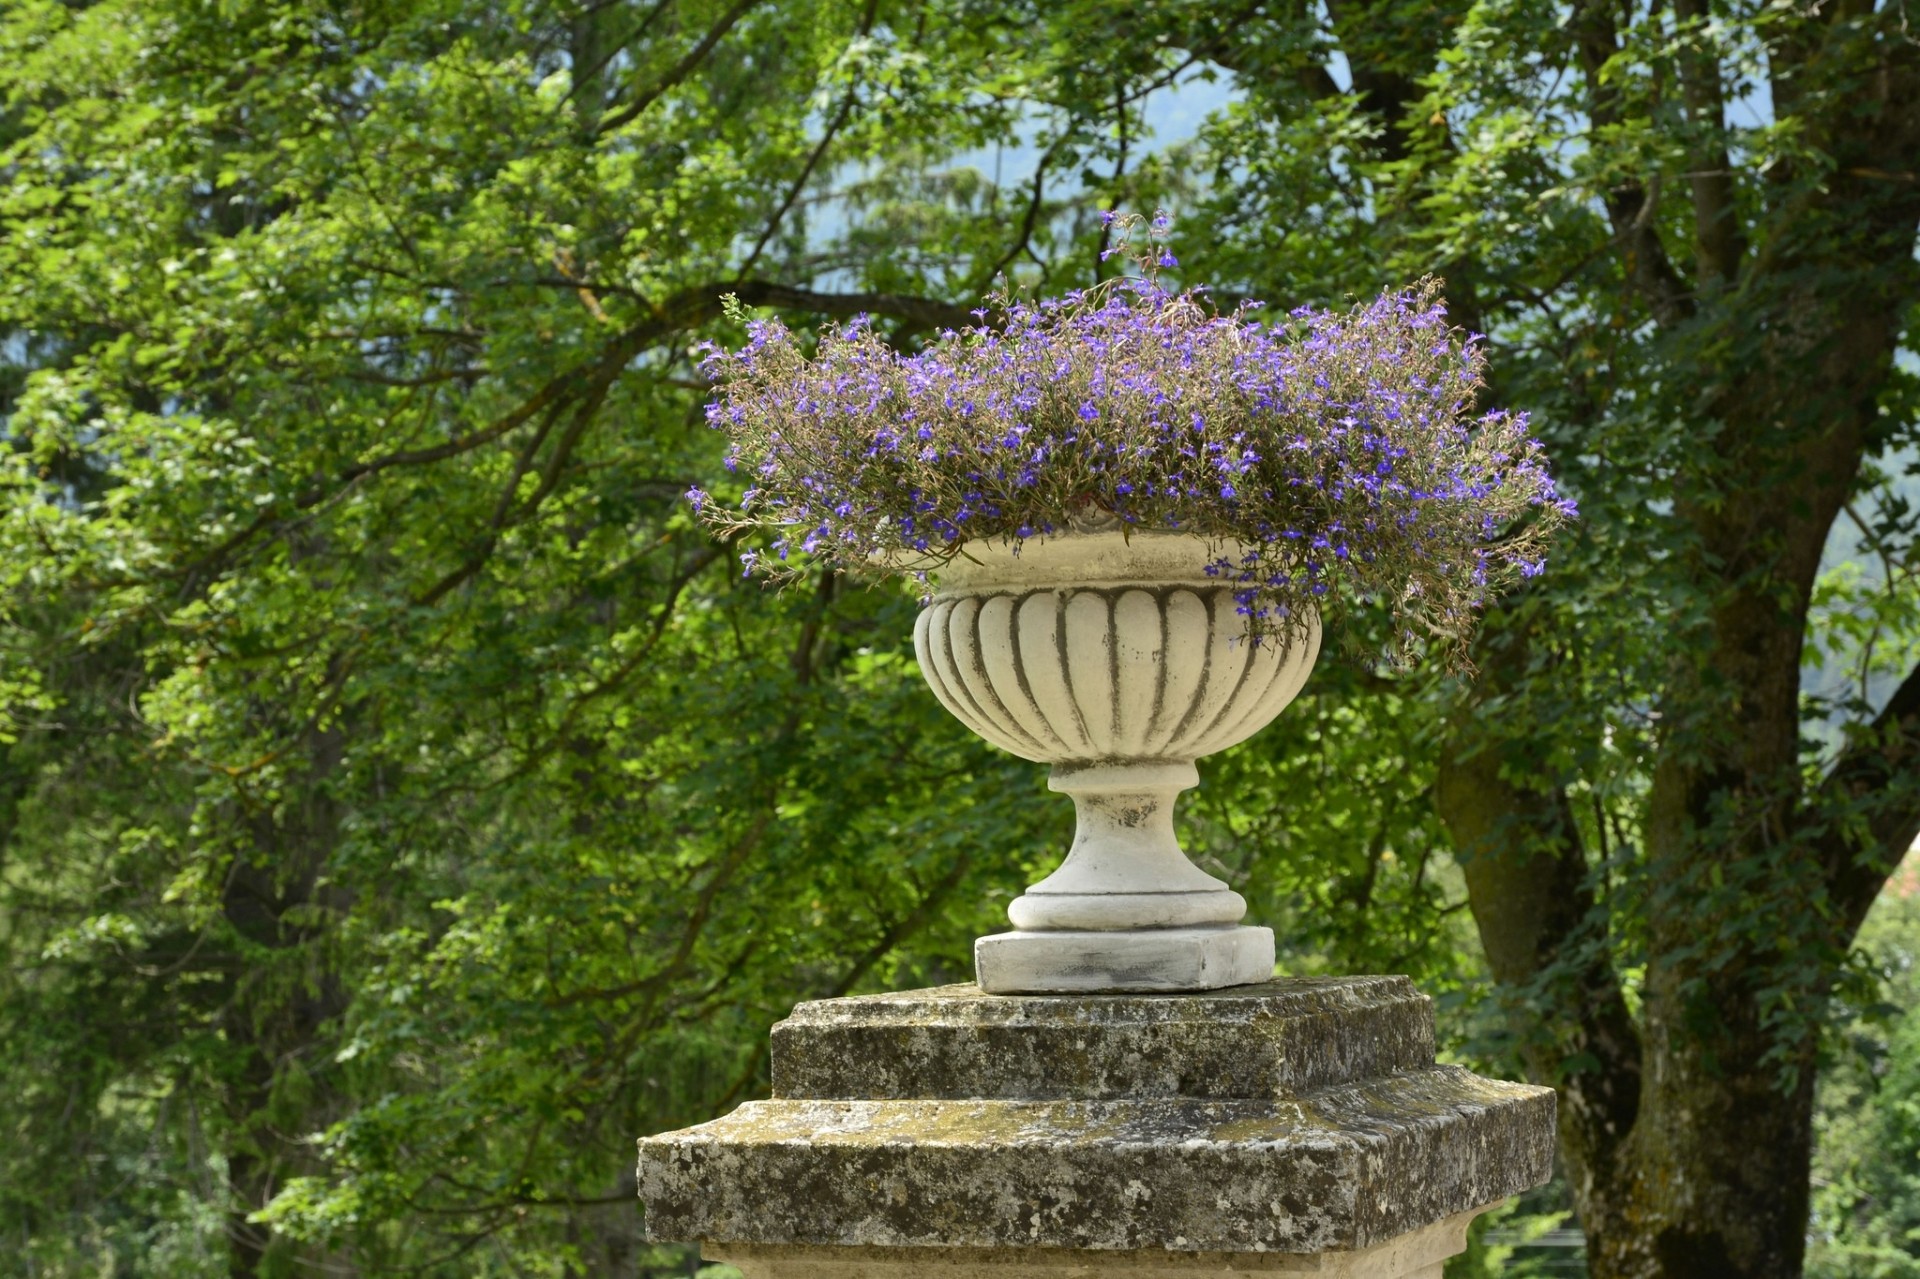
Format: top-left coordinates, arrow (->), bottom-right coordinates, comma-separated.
0,2 -> 1062,1272
1143,0 -> 1920,1273
3,1 -> 1917,1277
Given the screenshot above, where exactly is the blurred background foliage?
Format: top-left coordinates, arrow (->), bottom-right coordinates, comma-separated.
0,0 -> 1916,1276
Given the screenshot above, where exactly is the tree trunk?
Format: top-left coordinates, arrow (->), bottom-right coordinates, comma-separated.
1439,657 -> 1827,1278
226,1144 -> 273,1279
1438,309 -> 1913,1277
218,725 -> 351,1279
1610,980 -> 1817,1276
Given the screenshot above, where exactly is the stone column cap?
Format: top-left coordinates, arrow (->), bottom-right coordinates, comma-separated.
641,1067 -> 1552,1254
639,979 -> 1557,1256
771,978 -> 1434,1101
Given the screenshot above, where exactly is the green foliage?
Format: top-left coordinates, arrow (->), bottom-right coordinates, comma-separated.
0,0 -> 1064,1269
1809,860 -> 1920,1277
0,0 -> 1916,1273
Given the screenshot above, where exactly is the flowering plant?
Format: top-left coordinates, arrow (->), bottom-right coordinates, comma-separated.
689,227 -> 1572,660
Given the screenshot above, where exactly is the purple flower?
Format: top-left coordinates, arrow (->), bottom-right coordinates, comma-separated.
692,264 -> 1570,663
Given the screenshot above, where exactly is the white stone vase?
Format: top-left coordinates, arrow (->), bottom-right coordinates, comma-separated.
913,529 -> 1321,993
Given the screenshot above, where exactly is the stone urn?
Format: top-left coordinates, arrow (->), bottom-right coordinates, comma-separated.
914,529 -> 1321,993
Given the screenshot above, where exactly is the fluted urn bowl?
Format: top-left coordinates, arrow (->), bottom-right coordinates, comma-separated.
913,529 -> 1321,993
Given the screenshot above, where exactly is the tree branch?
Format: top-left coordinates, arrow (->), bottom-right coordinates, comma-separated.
979,136 -> 1065,292
728,279 -> 977,332
546,810 -> 772,1011
1670,0 -> 1747,285
412,400 -> 566,607
736,91 -> 857,282
1571,0 -> 1695,325
594,0 -> 764,136
135,280 -> 971,596
735,0 -> 879,281
1814,657 -> 1920,942
561,0 -> 675,114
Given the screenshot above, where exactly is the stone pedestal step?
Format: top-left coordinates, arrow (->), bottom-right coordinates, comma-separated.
636,979 -> 1556,1271
770,978 -> 1435,1101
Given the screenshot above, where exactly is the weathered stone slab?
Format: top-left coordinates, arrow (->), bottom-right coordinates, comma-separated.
637,1066 -> 1552,1253
638,978 -> 1556,1259
771,978 -> 1435,1101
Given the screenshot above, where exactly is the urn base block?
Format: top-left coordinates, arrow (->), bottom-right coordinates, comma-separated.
974,925 -> 1275,994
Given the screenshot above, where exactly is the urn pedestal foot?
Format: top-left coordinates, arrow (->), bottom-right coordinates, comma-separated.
981,761 -> 1273,993
975,924 -> 1275,994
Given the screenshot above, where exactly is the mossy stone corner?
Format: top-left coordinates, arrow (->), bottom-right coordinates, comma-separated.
636,978 -> 1556,1272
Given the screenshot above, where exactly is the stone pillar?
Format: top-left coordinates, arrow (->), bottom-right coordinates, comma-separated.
637,977 -> 1556,1276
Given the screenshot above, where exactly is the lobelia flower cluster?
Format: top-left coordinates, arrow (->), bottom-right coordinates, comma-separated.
688,260 -> 1573,661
